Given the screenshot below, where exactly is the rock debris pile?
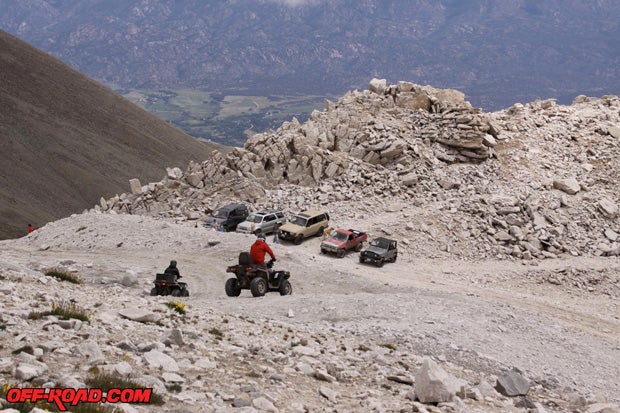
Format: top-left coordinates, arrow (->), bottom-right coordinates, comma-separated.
95,79 -> 619,261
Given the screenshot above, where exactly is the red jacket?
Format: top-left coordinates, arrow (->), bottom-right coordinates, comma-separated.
250,240 -> 275,265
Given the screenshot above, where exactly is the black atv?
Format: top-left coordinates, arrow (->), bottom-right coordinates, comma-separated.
225,252 -> 292,297
150,273 -> 190,297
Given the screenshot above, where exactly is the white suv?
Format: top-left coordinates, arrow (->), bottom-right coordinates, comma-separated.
236,210 -> 286,235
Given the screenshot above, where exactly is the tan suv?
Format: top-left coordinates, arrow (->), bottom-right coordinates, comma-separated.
279,210 -> 330,245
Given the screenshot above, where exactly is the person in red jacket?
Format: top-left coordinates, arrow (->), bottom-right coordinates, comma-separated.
250,233 -> 276,269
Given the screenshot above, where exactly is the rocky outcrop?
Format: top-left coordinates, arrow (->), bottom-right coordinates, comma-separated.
93,81 -> 620,261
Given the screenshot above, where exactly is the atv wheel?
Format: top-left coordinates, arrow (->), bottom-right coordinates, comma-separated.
354,242 -> 363,252
150,288 -> 158,296
336,249 -> 345,258
321,248 -> 327,254
317,226 -> 325,236
171,289 -> 181,297
181,288 -> 190,297
250,277 -> 267,297
225,277 -> 241,297
359,256 -> 365,264
293,235 -> 304,245
279,279 -> 292,296
377,259 -> 384,268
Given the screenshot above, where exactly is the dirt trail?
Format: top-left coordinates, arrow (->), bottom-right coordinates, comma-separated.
4,222 -> 619,404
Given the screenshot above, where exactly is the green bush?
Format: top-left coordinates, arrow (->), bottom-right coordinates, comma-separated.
28,299 -> 90,322
44,267 -> 83,284
85,373 -> 164,406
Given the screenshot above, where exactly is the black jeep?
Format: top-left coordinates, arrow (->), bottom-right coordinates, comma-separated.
203,203 -> 249,232
359,237 -> 398,267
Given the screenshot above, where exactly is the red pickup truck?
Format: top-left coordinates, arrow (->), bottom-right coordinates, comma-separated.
320,229 -> 368,258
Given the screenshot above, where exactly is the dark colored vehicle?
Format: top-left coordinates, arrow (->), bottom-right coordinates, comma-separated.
359,237 -> 398,267
203,203 -> 249,231
150,273 -> 189,297
225,252 -> 292,297
321,229 -> 368,258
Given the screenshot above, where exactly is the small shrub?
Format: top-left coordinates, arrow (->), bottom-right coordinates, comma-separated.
28,300 -> 90,322
116,242 -> 123,247
208,327 -> 223,338
380,342 -> 397,351
165,300 -> 186,315
357,344 -> 371,352
85,373 -> 164,406
166,383 -> 183,393
44,267 -> 83,284
76,226 -> 87,232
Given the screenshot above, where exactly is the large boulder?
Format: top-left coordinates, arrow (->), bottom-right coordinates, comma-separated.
414,358 -> 466,403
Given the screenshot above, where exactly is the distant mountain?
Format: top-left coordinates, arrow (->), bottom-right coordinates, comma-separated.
1,0 -> 619,111
0,30 -> 223,239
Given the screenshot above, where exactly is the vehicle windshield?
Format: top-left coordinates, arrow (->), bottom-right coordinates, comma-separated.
330,231 -> 348,241
246,214 -> 263,223
213,209 -> 229,218
370,239 -> 389,249
289,216 -> 308,226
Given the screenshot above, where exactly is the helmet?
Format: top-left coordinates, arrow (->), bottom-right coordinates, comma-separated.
169,260 -> 177,268
256,233 -> 266,241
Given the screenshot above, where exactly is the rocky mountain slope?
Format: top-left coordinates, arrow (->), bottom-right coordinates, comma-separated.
2,0 -> 619,110
0,80 -> 618,412
0,212 -> 618,412
97,79 -> 620,262
0,30 -> 224,240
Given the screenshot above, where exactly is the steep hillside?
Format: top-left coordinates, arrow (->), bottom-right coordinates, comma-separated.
0,30 -> 224,240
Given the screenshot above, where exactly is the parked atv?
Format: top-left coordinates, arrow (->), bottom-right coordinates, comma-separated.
150,273 -> 190,297
225,252 -> 292,297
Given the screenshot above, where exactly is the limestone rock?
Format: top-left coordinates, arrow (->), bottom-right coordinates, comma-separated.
119,308 -> 161,323
495,371 -> 530,396
553,178 -> 581,195
414,358 -> 466,403
369,78 -> 387,95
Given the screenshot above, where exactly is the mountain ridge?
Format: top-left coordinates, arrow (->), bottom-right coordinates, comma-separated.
1,0 -> 619,111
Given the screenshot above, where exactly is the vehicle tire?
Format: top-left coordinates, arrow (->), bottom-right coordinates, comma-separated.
359,256 -> 364,264
150,287 -> 158,296
336,249 -> 345,258
294,235 -> 304,245
354,242 -> 363,252
225,278 -> 241,297
392,254 -> 397,263
171,289 -> 181,297
181,288 -> 190,297
279,279 -> 292,296
317,226 -> 325,236
321,248 -> 327,254
377,259 -> 384,268
250,277 -> 267,297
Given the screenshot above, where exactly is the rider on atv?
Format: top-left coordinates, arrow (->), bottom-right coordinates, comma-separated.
164,260 -> 181,281
250,233 -> 276,270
